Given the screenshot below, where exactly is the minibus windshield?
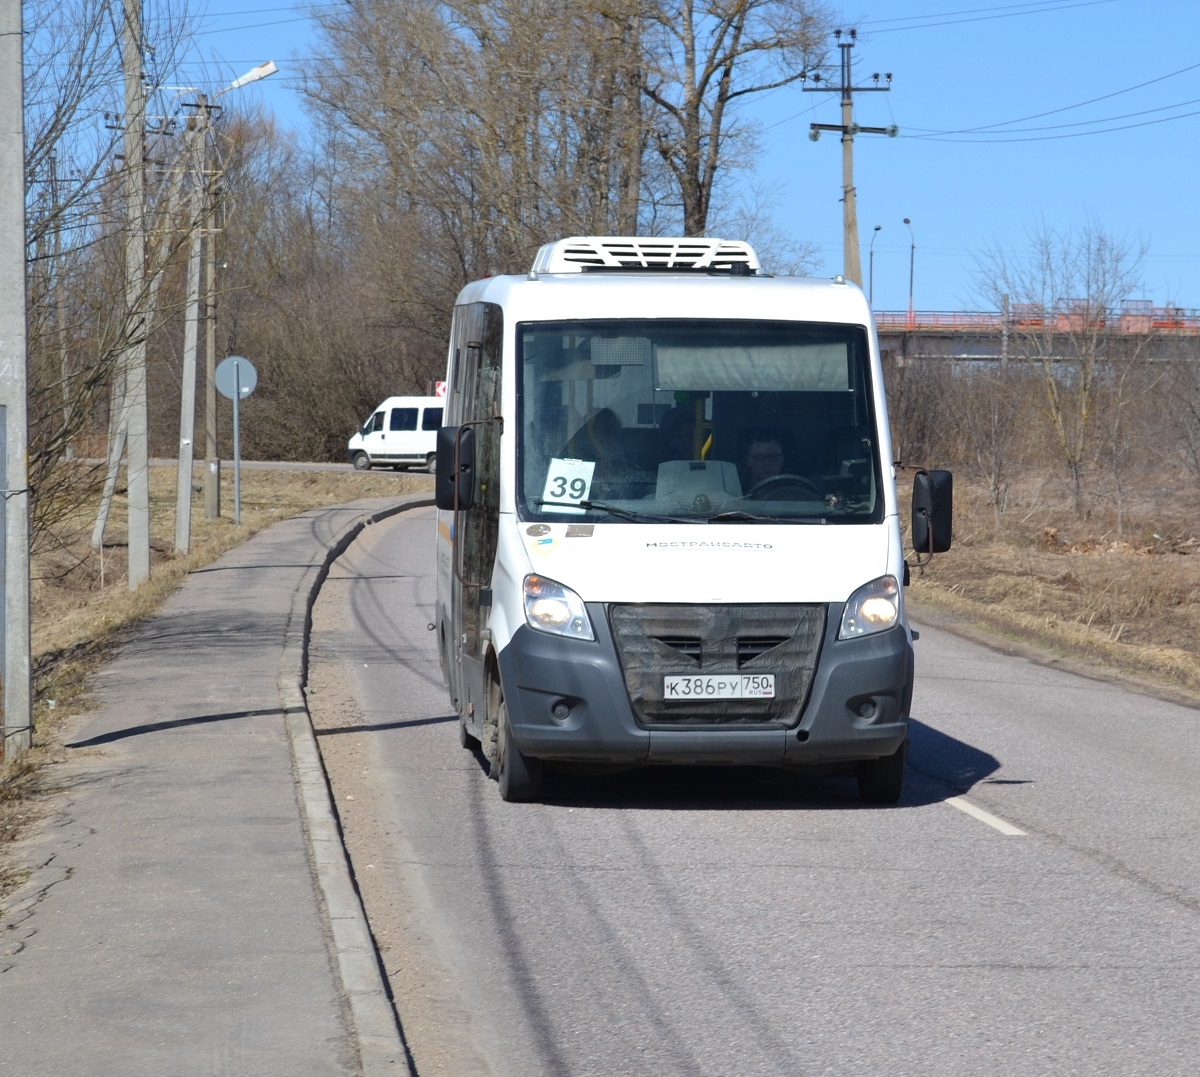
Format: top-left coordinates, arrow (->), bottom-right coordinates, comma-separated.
517,319 -> 883,524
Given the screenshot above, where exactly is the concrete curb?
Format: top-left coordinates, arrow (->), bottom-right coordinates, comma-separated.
279,496 -> 433,1077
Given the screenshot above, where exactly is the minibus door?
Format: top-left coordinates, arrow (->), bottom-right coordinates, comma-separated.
448,307 -> 503,727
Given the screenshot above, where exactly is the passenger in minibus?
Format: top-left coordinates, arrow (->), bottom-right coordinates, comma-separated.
566,408 -> 628,476
655,406 -> 697,463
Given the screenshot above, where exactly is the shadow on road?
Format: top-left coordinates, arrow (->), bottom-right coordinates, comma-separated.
459,716 -> 1000,810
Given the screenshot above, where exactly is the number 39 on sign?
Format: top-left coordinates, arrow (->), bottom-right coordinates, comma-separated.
541,458 -> 595,513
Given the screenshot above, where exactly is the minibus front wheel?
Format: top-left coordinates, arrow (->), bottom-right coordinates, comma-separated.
494,692 -> 543,803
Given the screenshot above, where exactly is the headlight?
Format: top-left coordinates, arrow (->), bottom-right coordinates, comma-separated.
523,574 -> 595,641
839,575 -> 901,639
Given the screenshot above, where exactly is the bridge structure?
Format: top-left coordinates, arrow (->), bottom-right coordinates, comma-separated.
874,306 -> 1200,364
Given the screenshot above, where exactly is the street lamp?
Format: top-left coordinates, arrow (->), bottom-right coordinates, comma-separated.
869,225 -> 881,307
174,61 -> 277,551
228,60 -> 278,90
903,217 -> 915,328
203,61 -> 277,525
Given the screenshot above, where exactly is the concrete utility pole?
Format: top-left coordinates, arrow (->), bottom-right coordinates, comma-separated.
174,95 -> 207,554
804,29 -> 896,288
904,216 -> 916,328
204,182 -> 220,520
122,0 -> 151,588
1,0 -> 32,757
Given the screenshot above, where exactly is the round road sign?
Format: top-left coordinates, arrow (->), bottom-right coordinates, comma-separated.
215,355 -> 258,400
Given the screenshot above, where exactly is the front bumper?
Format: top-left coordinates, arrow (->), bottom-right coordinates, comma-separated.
496,602 -> 912,769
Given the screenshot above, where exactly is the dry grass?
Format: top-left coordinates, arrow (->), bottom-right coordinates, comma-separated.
904,473 -> 1200,704
2,465 -> 433,895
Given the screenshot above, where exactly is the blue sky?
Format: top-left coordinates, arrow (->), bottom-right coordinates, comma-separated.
179,0 -> 1200,314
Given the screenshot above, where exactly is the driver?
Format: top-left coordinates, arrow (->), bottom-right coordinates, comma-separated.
743,435 -> 785,489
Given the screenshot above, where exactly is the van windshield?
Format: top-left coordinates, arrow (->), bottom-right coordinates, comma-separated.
517,319 -> 883,523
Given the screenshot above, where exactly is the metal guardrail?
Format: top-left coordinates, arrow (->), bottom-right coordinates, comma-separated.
874,309 -> 1200,335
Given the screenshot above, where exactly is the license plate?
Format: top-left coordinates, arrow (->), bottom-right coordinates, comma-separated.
663,674 -> 775,700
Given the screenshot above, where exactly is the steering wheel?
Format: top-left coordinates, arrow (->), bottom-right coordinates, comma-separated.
746,473 -> 822,501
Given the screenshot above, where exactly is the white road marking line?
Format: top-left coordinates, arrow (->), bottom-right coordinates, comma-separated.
945,795 -> 1027,836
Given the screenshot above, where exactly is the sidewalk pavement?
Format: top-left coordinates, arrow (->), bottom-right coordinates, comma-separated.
1,495 -> 430,1077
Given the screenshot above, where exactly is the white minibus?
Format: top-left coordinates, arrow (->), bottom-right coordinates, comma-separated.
348,395 -> 443,471
434,237 -> 951,803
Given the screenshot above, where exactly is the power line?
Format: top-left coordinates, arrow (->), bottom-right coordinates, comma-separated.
860,0 -> 1120,34
914,60 -> 1200,137
913,107 -> 1200,143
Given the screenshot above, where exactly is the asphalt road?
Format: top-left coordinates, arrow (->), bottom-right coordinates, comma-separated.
307,506 -> 1200,1077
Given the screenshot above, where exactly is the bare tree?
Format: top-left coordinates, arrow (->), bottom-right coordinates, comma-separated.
640,0 -> 832,235
973,221 -> 1148,517
942,363 -> 1031,526
302,0 -> 833,295
23,0 -> 124,550
1090,334 -> 1165,539
707,179 -> 821,272
1165,336 -> 1200,487
20,0 -> 229,568
302,0 -> 647,277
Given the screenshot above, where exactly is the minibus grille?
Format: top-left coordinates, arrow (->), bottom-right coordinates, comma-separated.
737,636 -> 789,665
655,636 -> 703,663
608,604 -> 825,729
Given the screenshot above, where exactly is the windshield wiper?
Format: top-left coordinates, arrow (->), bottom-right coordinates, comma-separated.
707,509 -> 829,524
707,509 -> 775,522
535,499 -> 687,522
537,498 -> 652,520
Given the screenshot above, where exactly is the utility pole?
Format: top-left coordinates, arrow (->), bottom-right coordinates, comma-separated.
174,95 -> 206,553
122,0 -> 151,588
904,216 -> 916,328
869,224 -> 882,307
204,173 -> 220,520
203,104 -> 221,521
804,29 -> 896,288
1,0 -> 32,758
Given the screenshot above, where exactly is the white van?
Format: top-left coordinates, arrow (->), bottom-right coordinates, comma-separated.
434,236 -> 952,803
347,395 -> 444,471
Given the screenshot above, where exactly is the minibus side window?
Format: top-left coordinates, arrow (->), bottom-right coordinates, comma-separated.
390,408 -> 418,432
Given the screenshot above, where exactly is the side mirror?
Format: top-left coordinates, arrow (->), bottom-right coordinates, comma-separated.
435,425 -> 475,511
911,469 -> 953,555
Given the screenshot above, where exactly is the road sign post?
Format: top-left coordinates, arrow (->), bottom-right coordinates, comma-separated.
214,356 -> 257,525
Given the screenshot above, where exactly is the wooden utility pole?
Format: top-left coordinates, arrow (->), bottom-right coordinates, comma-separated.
804,29 -> 896,288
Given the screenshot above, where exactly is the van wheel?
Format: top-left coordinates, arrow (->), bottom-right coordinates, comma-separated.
425,453 -> 437,474
857,739 -> 907,805
495,695 -> 542,802
352,453 -> 371,471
